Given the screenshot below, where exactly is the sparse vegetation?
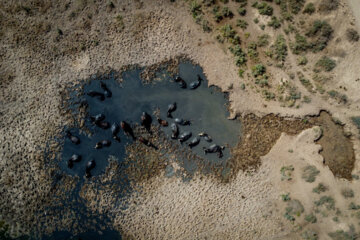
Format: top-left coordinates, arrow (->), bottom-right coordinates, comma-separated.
327,90 -> 348,104
346,29 -> 360,42
302,230 -> 318,240
273,35 -> 288,63
306,20 -> 333,52
220,24 -> 241,44
285,199 -> 304,220
315,196 -> 335,210
190,1 -> 202,19
305,213 -> 317,223
302,165 -> 320,183
257,34 -> 270,47
349,202 -> 360,210
328,225 -> 358,240
313,183 -> 328,194
352,117 -> 360,131
281,165 -> 294,181
297,56 -> 308,65
303,3 -> 315,14
288,0 -> 305,14
315,56 -> 336,72
237,7 -> 247,16
319,0 -> 339,13
253,2 -> 274,16
236,19 -> 248,29
281,193 -> 291,201
268,16 -> 281,29
291,34 -> 310,54
252,64 -> 266,77
341,188 -> 354,199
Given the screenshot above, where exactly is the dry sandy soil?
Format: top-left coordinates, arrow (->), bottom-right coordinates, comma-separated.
1,0 -> 360,239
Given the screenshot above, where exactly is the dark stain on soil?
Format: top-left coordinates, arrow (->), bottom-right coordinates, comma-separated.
310,111 -> 355,180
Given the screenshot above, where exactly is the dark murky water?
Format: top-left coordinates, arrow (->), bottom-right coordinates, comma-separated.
45,62 -> 241,239
60,62 -> 241,178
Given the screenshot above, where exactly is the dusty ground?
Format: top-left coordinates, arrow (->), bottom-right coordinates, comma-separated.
1,0 -> 360,239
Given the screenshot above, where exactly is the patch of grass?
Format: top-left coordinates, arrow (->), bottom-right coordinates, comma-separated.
254,18 -> 259,24
315,56 -> 336,72
239,69 -> 245,78
202,0 -> 215,7
328,225 -> 358,240
281,165 -> 294,181
297,56 -> 308,65
305,213 -> 317,223
291,34 -> 310,54
306,20 -> 333,52
202,19 -> 212,32
313,183 -> 328,194
341,188 -> 354,199
268,16 -> 281,29
302,165 -> 320,183
257,34 -> 270,47
346,29 -> 360,42
115,15 -> 125,31
236,19 -> 248,29
302,230 -> 318,240
315,196 -> 335,210
299,75 -> 314,93
303,3 -> 315,14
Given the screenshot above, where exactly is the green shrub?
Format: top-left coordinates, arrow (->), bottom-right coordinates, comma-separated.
306,20 -> 333,52
352,117 -> 360,130
213,6 -> 223,22
291,34 -> 310,54
281,193 -> 291,201
190,1 -> 202,18
247,42 -> 258,59
302,165 -> 320,183
297,56 -> 308,65
303,3 -> 315,14
235,55 -> 247,66
341,188 -> 354,199
268,16 -> 281,29
219,24 -> 241,44
288,0 -> 305,14
286,199 -> 304,217
202,19 -> 212,32
313,183 -> 328,194
273,35 -> 287,62
220,0 -> 229,3
315,56 -> 336,72
349,202 -> 360,210
254,18 -> 259,24
257,34 -> 270,47
252,64 -> 266,77
254,2 -> 274,16
263,90 -> 275,100
236,19 -> 248,29
346,28 -> 360,42
237,7 -> 247,16
314,196 -> 335,210
305,213 -> 317,223
222,6 -> 234,18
